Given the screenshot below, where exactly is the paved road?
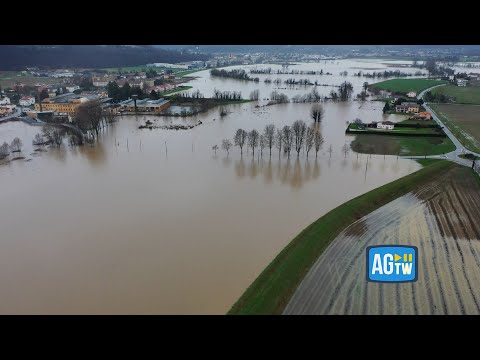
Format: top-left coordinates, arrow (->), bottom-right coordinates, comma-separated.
400,84 -> 480,169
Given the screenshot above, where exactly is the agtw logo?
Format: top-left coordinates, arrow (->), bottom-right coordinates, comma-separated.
366,245 -> 418,283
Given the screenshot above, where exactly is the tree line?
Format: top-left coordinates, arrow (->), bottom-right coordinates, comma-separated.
106,81 -> 157,103
353,70 -> 427,78
210,68 -> 260,82
250,68 -> 331,75
227,121 -> 324,159
212,88 -> 243,101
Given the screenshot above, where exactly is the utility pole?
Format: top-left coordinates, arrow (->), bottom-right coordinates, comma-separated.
132,94 -> 138,113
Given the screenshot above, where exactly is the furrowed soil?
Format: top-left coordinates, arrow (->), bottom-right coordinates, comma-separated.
284,166 -> 480,314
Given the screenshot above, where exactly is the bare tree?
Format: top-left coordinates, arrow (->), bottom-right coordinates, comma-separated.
249,89 -> 260,101
42,126 -> 64,147
342,143 -> 350,158
104,108 -> 117,124
221,139 -> 232,155
10,137 -> 23,152
0,141 -> 9,158
310,104 -> 324,123
305,126 -> 315,158
292,120 -> 307,157
338,81 -> 354,101
219,107 -> 228,117
234,128 -> 248,155
247,129 -> 259,156
212,144 -> 218,154
275,128 -> 283,158
263,124 -> 275,156
74,100 -> 103,137
328,144 -> 333,158
329,89 -> 338,101
69,133 -> 84,146
282,125 -> 293,157
33,133 -> 46,146
259,135 -> 266,156
363,82 -> 369,92
314,129 -> 324,158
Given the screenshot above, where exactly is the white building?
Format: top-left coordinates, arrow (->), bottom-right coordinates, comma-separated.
377,121 -> 395,130
0,96 -> 11,105
457,79 -> 468,87
407,91 -> 417,98
19,96 -> 36,106
66,85 -> 80,93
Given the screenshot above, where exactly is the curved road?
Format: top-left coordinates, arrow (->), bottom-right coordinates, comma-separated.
401,84 -> 480,168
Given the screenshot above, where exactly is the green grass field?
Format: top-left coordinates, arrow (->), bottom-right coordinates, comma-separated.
348,122 -> 444,136
430,84 -> 480,105
228,160 -> 456,314
430,103 -> 480,153
0,71 -> 59,88
159,85 -> 192,96
350,134 -> 455,156
369,79 -> 447,95
175,69 -> 206,77
399,119 -> 437,126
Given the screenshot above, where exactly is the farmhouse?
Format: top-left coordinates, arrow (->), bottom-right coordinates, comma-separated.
407,91 -> 417,98
19,96 -> 36,107
396,102 -> 420,114
377,121 -> 395,130
414,111 -> 432,120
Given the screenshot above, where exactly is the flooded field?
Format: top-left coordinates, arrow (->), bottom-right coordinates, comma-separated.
284,166 -> 480,315
0,59 -> 425,314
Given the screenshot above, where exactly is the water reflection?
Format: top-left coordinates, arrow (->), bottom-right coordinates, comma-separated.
71,142 -> 107,167
231,155 -> 324,189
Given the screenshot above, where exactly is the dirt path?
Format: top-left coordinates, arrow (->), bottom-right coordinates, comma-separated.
284,167 -> 480,314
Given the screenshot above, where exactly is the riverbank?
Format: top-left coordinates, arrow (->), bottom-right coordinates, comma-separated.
228,159 -> 455,315
369,79 -> 448,95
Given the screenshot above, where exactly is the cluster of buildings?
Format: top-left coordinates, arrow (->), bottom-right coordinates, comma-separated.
92,72 -> 177,94
395,102 -> 420,114
118,98 -> 170,112
0,96 -> 16,116
33,93 -> 105,115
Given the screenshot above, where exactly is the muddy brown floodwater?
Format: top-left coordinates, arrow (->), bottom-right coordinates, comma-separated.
284,166 -> 480,315
0,59 -> 424,314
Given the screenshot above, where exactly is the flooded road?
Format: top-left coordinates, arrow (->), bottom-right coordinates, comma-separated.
0,59 -> 423,314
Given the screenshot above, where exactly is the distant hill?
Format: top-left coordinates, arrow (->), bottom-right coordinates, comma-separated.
0,45 -> 210,70
155,45 -> 480,56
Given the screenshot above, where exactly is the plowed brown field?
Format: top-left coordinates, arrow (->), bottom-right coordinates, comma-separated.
284,166 -> 480,314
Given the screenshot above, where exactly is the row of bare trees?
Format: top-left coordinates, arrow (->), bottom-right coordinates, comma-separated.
213,89 -> 243,101
231,121 -> 324,159
250,68 -> 329,75
269,91 -> 289,104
